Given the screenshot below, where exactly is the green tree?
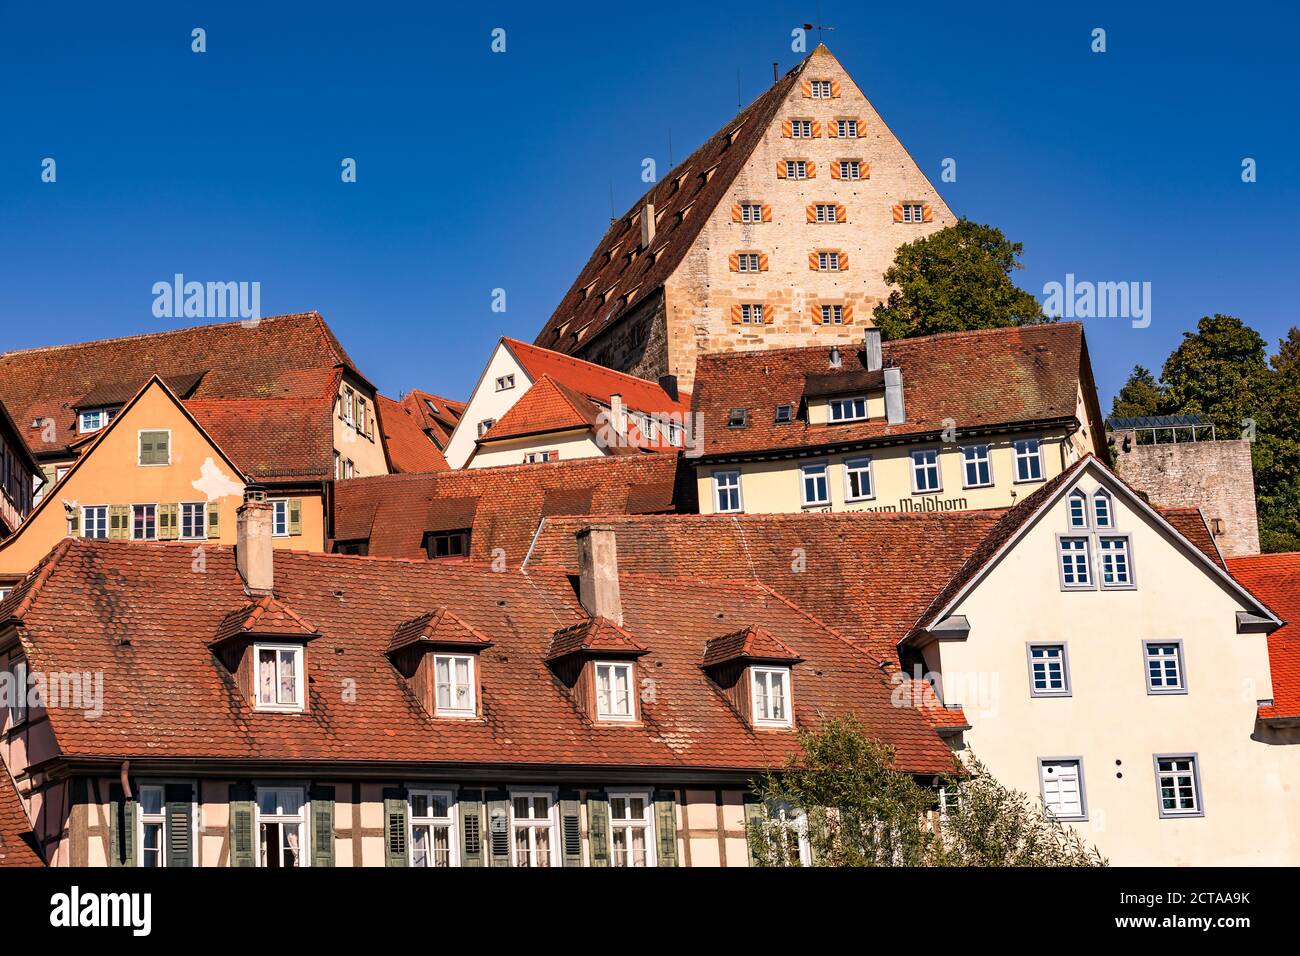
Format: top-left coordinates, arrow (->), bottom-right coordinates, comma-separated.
1109,365 -> 1164,421
872,219 -> 1051,340
748,717 -> 1105,867
1159,314 -> 1271,436
1257,327 -> 1300,552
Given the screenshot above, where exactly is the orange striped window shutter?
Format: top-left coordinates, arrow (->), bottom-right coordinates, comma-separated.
811,120 -> 822,137
782,119 -> 793,138
728,253 -> 740,272
830,80 -> 842,97
801,80 -> 813,97
761,204 -> 772,221
776,162 -> 787,179
843,304 -> 854,324
758,253 -> 769,271
730,304 -> 743,325
806,161 -> 816,178
764,304 -> 776,325
731,203 -> 742,223
838,251 -> 850,270
830,162 -> 841,180
808,252 -> 820,271
892,203 -> 905,223
835,204 -> 847,223
922,203 -> 934,222
806,204 -> 818,224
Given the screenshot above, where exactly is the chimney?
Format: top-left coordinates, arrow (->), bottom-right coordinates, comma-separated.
884,367 -> 906,425
576,526 -> 622,625
609,393 -> 625,434
828,346 -> 842,370
863,327 -> 882,372
236,485 -> 274,595
640,203 -> 656,249
658,374 -> 679,402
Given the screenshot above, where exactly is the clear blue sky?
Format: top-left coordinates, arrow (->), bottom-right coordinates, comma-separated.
2,0 -> 1296,410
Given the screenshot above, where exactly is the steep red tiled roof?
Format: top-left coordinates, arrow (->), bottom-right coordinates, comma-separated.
1158,507 -> 1225,569
692,324 -> 1092,459
0,312 -> 361,458
400,389 -> 465,449
213,595 -> 320,647
504,339 -> 692,416
702,625 -> 802,667
6,539 -> 955,775
546,617 -> 647,661
331,454 -> 688,562
1227,552 -> 1300,721
524,510 -> 1003,660
479,375 -> 601,444
376,395 -> 449,473
387,607 -> 492,654
186,395 -> 336,482
0,770 -> 41,867
532,55 -> 808,357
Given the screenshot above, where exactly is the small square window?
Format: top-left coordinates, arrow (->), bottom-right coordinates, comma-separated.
1057,536 -> 1093,589
737,252 -> 761,273
1155,755 -> 1202,817
820,304 -> 844,324
727,408 -> 749,428
426,529 -> 470,560
595,661 -> 636,721
784,160 -> 809,180
836,119 -> 858,138
1039,759 -> 1086,821
901,202 -> 925,223
495,374 -> 516,391
138,430 -> 170,466
809,80 -> 832,98
477,419 -> 496,437
740,303 -> 764,324
911,449 -> 942,493
255,643 -> 304,712
774,404 -> 794,425
814,203 -> 837,223
714,471 -> 742,513
838,160 -> 861,180
740,203 -> 764,223
790,119 -> 813,138
751,667 -> 792,726
800,463 -> 829,507
816,251 -> 841,271
434,654 -> 476,716
1144,642 -> 1186,694
1027,643 -> 1070,697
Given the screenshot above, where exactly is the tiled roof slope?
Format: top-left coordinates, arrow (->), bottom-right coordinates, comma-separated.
0,771 -> 41,867
479,375 -> 602,444
1159,508 -> 1225,569
6,540 -> 955,775
504,339 -> 692,415
186,394 -> 336,482
692,323 -> 1091,458
400,389 -> 465,449
1227,552 -> 1300,721
331,454 -> 688,562
376,395 -> 449,473
524,510 -> 1004,660
531,54 -> 808,356
0,312 -> 360,457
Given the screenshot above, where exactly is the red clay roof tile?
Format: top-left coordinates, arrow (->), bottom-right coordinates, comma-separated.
1227,552 -> 1300,721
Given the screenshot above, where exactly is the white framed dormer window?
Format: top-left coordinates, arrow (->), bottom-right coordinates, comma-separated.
342,386 -> 355,426
751,666 -> 792,727
255,643 -> 304,712
810,79 -> 832,98
138,430 -> 171,466
409,789 -> 458,867
844,456 -> 874,502
138,785 -> 167,867
800,463 -> 830,507
78,407 -> 115,434
1144,641 -> 1187,694
6,653 -> 27,728
1092,489 -> 1114,528
1039,758 -> 1087,821
1099,535 -> 1135,588
829,396 -> 867,422
838,160 -> 861,180
911,449 -> 942,494
257,786 -> 306,867
510,792 -> 557,867
434,654 -> 477,717
961,444 -> 992,488
1014,438 -> 1044,482
714,470 -> 742,514
1068,490 -> 1089,528
1027,643 -> 1070,697
1154,755 -> 1203,817
495,374 -> 516,391
180,502 -> 206,540
607,792 -> 656,867
271,500 -> 290,537
595,661 -> 635,721
132,504 -> 157,541
1056,536 -> 1093,589
82,505 -> 108,539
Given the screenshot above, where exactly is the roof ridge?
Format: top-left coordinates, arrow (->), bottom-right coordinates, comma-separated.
504,339 -> 693,401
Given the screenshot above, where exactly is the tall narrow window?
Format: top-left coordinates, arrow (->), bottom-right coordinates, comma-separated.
1144,642 -> 1186,693
1155,755 -> 1202,817
844,457 -> 873,501
410,790 -> 456,867
714,471 -> 742,513
751,667 -> 792,727
180,503 -> 206,540
6,654 -> 26,728
82,505 -> 108,539
255,643 -> 304,711
1014,439 -> 1043,482
595,661 -> 635,720
1093,489 -> 1114,528
139,785 -> 166,868
1057,537 -> 1092,589
511,794 -> 555,867
1068,490 -> 1089,528
911,449 -> 942,493
272,500 -> 289,537
961,445 -> 992,488
257,787 -> 306,867
1099,536 -> 1134,587
1039,759 -> 1086,821
434,654 -> 476,716
767,801 -> 812,865
132,504 -> 157,540
800,464 -> 830,507
608,794 -> 655,867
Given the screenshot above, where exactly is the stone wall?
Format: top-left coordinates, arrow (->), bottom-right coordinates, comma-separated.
1111,433 -> 1260,557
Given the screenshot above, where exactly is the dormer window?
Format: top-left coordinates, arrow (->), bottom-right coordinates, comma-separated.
751,666 -> 792,727
1093,489 -> 1114,528
829,396 -> 867,422
774,404 -> 794,424
434,654 -> 477,717
255,643 -> 304,712
728,408 -> 749,428
495,374 -> 515,391
78,407 -> 115,434
1068,490 -> 1089,528
595,661 -> 635,721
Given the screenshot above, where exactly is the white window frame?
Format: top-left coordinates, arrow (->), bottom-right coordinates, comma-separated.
767,800 -> 812,866
131,503 -> 157,541
271,499 -> 290,538
433,653 -> 477,718
495,374 -> 516,391
960,444 -> 993,489
838,160 -> 861,180
606,790 -> 656,868
137,784 -> 168,868
901,202 -> 925,223
82,505 -> 109,539
843,456 -> 874,502
476,419 -> 495,437
836,119 -> 858,137
179,502 -> 206,540
6,653 -> 27,729
910,448 -> 942,494
1067,490 -> 1090,529
713,470 -> 742,514
594,660 -> 636,722
253,642 -> 305,712
1098,534 -> 1136,589
1038,758 -> 1087,822
1144,641 -> 1187,695
820,304 -> 844,324
828,396 -> 867,422
342,386 -> 355,426
817,251 -> 841,271
509,790 -> 559,868
740,303 -> 764,324
1026,642 -> 1071,698
810,79 -> 832,98
1056,535 -> 1094,590
1014,438 -> 1044,483
790,118 -> 813,138
799,463 -> 830,508
785,160 -> 808,180
751,666 -> 793,728
1154,754 -> 1203,818
737,252 -> 761,273
409,788 -> 459,867
740,202 -> 763,223
1092,488 -> 1115,528
255,786 -> 308,867
814,203 -> 837,223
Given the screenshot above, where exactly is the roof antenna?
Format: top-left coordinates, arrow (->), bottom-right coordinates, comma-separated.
737,68 -> 742,109
802,21 -> 836,44
772,62 -> 779,83
608,179 -> 616,225
668,128 -> 674,169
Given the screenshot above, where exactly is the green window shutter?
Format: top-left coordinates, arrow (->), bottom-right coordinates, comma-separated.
383,786 -> 408,867
653,790 -> 678,867
164,783 -> 194,867
485,790 -> 511,867
138,430 -> 169,465
586,791 -> 610,867
288,498 -> 302,536
458,789 -> 484,867
207,504 -> 220,539
742,792 -> 765,867
156,431 -> 170,463
68,509 -> 80,536
139,433 -> 155,466
559,790 -> 582,867
310,784 -> 336,867
158,503 -> 178,540
108,783 -> 137,867
109,504 -> 129,540
229,783 -> 256,867
364,400 -> 375,440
